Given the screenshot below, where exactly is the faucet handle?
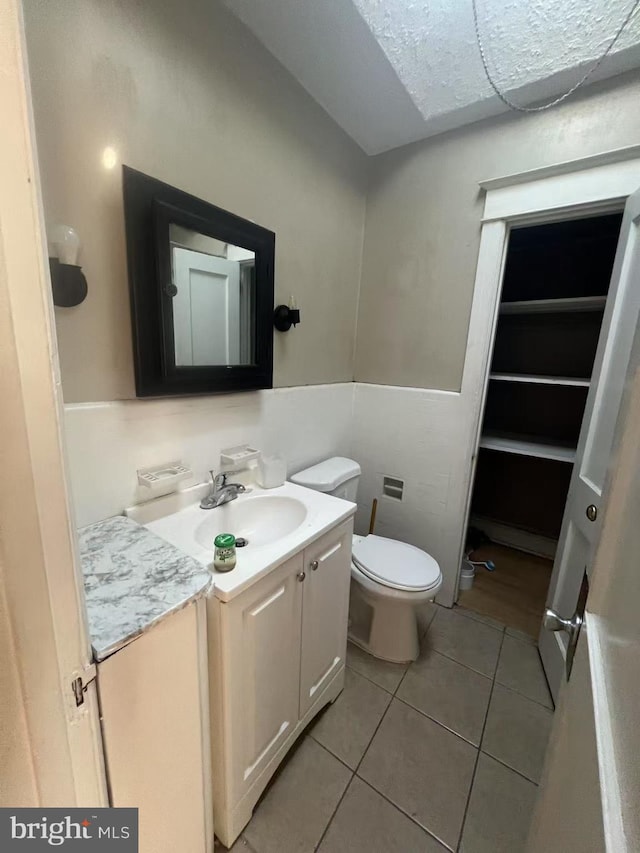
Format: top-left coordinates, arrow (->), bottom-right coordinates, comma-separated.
212,470 -> 227,490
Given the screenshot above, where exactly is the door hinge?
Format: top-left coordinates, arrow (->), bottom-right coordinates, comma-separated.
71,662 -> 97,707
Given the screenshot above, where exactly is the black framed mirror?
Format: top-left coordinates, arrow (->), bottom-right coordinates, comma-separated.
123,166 -> 275,397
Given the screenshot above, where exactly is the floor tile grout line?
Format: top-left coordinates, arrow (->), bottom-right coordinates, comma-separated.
392,693 -> 485,750
493,678 -> 554,711
447,604 -> 505,633
352,772 -> 456,852
455,629 -> 506,853
418,646 -> 495,683
393,660 -> 411,698
422,644 -> 499,680
356,773 -> 453,853
313,770 -> 354,852
478,747 -> 541,787
353,685 -> 395,776
453,605 -> 507,634
310,735 -> 359,775
345,659 -> 406,696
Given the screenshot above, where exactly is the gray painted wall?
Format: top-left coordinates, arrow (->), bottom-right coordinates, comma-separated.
24,0 -> 640,402
24,0 -> 367,402
355,70 -> 640,391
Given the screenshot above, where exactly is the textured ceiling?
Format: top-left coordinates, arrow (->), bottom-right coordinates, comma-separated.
223,0 -> 640,154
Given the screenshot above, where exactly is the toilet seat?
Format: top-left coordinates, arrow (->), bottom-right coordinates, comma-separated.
351,535 -> 441,593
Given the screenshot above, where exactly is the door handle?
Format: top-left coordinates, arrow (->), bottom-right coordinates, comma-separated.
544,608 -> 583,680
310,560 -> 319,571
586,504 -> 598,522
297,571 -> 306,582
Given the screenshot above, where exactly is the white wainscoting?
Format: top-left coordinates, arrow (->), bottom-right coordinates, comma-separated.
64,383 -> 355,529
351,383 -> 472,606
65,380 -> 479,606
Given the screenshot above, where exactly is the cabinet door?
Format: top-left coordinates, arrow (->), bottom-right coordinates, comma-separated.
299,520 -> 353,718
98,602 -> 211,853
223,553 -> 303,801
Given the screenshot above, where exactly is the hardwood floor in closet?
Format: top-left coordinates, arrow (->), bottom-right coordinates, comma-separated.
458,543 -> 553,638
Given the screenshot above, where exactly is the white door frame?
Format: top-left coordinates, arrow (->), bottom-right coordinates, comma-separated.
454,148 -> 640,599
0,0 -> 107,805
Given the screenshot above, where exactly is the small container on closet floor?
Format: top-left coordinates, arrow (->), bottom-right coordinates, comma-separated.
459,559 -> 475,591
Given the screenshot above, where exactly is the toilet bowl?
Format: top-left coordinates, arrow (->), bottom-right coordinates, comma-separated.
290,457 -> 443,663
348,533 -> 442,663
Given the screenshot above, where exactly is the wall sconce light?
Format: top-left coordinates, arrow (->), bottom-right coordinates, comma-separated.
48,225 -> 88,307
273,295 -> 301,332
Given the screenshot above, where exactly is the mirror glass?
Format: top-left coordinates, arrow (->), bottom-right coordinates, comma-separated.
168,224 -> 256,367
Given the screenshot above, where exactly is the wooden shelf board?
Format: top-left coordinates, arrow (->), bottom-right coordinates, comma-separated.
479,433 -> 576,463
490,372 -> 590,388
500,296 -> 607,315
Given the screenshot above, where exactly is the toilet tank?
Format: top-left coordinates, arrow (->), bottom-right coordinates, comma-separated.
290,457 -> 361,502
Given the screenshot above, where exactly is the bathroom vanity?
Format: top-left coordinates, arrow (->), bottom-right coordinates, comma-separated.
208,518 -> 353,845
97,601 -> 211,853
128,480 -> 356,847
78,516 -> 213,853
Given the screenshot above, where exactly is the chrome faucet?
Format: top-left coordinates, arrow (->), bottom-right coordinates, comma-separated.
200,470 -> 247,510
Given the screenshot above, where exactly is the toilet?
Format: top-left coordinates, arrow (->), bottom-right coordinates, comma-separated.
290,457 -> 442,663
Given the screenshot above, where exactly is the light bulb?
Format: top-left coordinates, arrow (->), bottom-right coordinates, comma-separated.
49,225 -> 81,266
101,146 -> 118,170
288,294 -> 297,310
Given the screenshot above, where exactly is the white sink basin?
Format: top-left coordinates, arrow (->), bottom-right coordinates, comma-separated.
126,481 -> 356,602
194,495 -> 307,550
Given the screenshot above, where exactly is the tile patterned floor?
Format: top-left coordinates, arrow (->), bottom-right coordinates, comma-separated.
221,603 -> 554,853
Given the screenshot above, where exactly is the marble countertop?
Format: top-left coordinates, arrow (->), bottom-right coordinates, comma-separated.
78,515 -> 212,662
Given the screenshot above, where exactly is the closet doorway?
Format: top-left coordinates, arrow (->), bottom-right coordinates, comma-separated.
462,213 -> 622,635
458,163 -> 640,699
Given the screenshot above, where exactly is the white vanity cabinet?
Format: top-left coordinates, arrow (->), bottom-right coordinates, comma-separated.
98,600 -> 212,853
209,518 -> 353,847
299,524 -> 352,717
222,551 -> 304,801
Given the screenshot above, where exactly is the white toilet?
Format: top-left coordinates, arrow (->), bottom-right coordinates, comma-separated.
290,457 -> 442,663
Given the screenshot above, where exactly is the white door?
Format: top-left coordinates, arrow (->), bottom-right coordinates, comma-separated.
222,553 -> 303,802
299,521 -> 353,718
540,187 -> 640,700
527,314 -> 640,852
172,247 -> 241,365
0,0 -> 106,806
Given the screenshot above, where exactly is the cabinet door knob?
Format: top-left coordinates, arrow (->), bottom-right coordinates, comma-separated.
297,571 -> 306,582
310,560 -> 319,571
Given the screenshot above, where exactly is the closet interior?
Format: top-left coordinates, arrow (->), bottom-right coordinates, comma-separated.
461,212 -> 623,637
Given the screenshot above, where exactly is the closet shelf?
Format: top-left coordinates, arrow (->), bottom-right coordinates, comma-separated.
479,432 -> 576,464
499,296 -> 607,315
490,372 -> 590,388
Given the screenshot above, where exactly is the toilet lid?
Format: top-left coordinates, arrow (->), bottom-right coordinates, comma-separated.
352,535 -> 441,592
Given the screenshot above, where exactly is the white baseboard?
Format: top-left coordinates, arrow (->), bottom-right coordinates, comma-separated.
470,515 -> 557,560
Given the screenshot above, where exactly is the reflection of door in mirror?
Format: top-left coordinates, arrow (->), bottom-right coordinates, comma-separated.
169,225 -> 255,367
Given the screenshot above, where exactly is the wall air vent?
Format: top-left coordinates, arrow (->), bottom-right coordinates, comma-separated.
382,476 -> 404,501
